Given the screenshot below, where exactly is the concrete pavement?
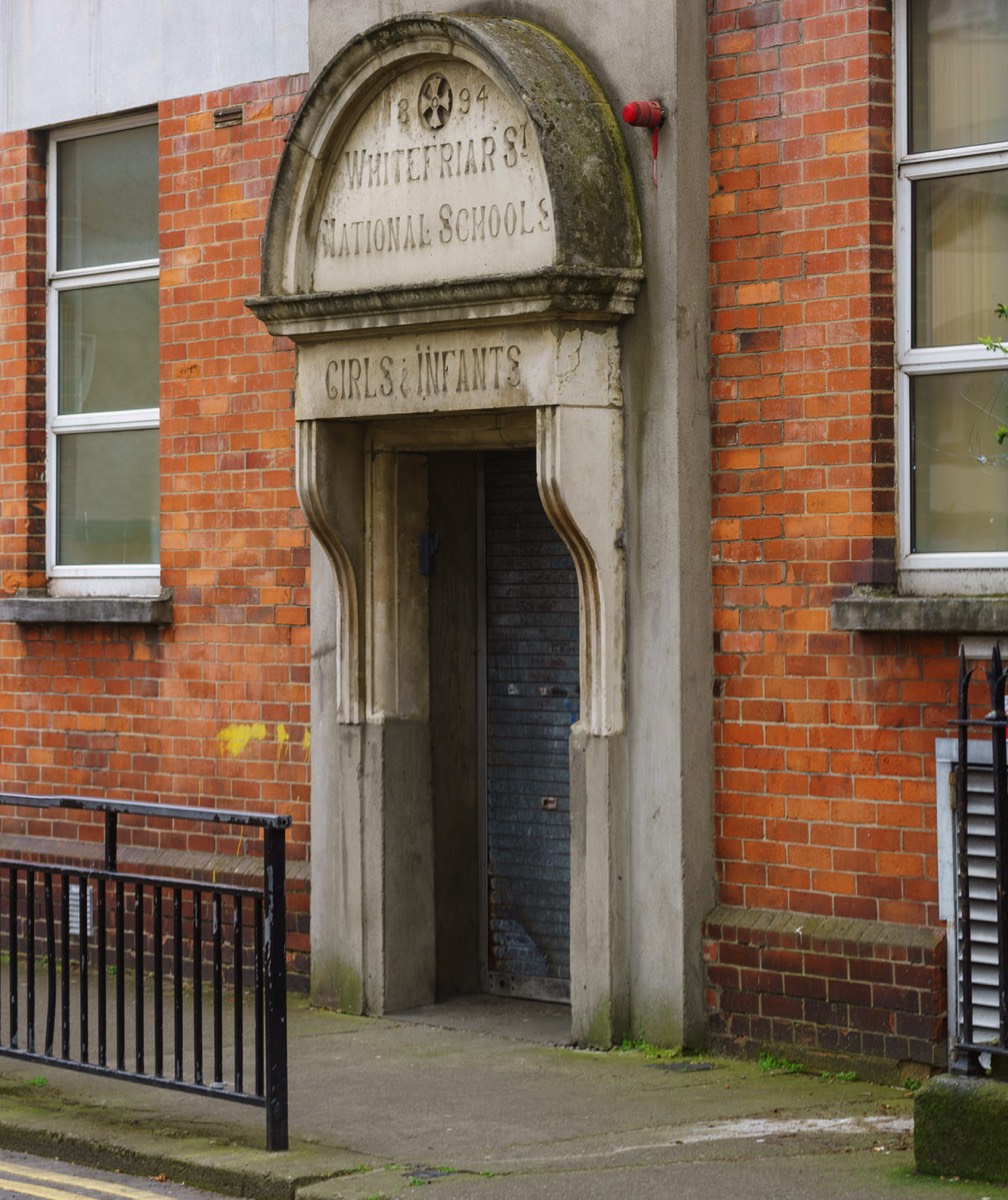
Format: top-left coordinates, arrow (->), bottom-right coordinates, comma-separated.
0,995 -> 1000,1200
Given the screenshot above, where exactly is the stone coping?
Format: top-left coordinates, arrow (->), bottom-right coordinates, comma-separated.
831,588 -> 1008,634
0,589 -> 173,626
704,903 -> 945,952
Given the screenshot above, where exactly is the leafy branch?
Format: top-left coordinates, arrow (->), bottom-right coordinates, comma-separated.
980,302 -> 1008,444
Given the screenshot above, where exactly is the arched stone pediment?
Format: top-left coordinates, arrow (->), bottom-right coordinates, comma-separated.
249,15 -> 642,337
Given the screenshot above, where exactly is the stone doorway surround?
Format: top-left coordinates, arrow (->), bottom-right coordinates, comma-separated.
249,15 -> 642,1045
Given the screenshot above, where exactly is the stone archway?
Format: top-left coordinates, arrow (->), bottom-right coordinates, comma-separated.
249,15 -> 641,1045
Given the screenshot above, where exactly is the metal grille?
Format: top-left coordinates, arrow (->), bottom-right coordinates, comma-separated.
68,881 -> 93,938
484,451 -> 578,1002
957,763 -> 1000,1048
951,645 -> 1008,1074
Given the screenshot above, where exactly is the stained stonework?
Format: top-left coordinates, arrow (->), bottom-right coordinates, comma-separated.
251,15 -> 643,1043
250,15 -> 642,335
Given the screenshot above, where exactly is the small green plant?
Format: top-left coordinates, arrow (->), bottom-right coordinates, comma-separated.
618,1036 -> 683,1061
26,1076 -> 47,1088
980,302 -> 1008,443
758,1050 -> 804,1074
901,1076 -> 922,1093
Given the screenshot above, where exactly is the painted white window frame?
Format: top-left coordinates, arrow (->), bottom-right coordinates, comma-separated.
894,2 -> 1008,594
46,111 -> 160,598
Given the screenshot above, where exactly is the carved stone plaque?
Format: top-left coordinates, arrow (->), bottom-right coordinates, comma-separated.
296,325 -> 621,420
298,325 -> 546,418
311,61 -> 556,293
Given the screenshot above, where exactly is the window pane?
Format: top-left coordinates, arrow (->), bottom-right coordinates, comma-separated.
57,428 -> 159,566
57,124 -> 158,270
58,281 -> 158,415
912,370 -> 1008,552
912,170 -> 1008,348
909,0 -> 1008,153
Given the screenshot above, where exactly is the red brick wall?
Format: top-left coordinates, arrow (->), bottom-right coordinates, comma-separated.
0,75 -> 311,979
708,0 -> 952,1061
703,906 -> 947,1069
0,130 -> 46,596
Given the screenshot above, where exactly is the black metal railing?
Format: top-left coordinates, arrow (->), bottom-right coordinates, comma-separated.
954,646 -> 1008,1076
0,793 -> 289,1150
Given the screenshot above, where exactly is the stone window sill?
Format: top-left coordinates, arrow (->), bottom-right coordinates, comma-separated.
831,587 -> 1008,634
0,589 -> 173,626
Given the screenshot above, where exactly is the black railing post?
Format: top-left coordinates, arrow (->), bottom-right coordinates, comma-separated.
26,868 -> 35,1054
78,873 -> 89,1065
213,891 -> 223,1086
104,810 -> 117,872
60,874 -> 70,1060
263,823 -> 288,1152
97,879 -> 107,1067
153,886 -> 163,1079
43,873 -> 55,1057
9,866 -> 18,1050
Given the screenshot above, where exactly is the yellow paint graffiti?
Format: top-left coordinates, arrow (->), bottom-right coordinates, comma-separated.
217,723 -> 267,759
215,723 -> 311,760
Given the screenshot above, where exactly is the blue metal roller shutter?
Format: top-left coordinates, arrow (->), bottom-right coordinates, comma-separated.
483,451 -> 578,1002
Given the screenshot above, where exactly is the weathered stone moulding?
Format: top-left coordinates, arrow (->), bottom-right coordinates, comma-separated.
249,14 -> 643,338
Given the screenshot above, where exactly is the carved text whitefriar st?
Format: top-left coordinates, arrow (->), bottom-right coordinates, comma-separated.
311,63 -> 556,290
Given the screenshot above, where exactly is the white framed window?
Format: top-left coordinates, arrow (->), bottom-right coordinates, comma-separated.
896,0 -> 1008,592
47,113 -> 160,597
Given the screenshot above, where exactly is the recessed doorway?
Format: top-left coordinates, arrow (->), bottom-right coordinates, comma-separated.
481,450 -> 578,1002
429,449 -> 578,1005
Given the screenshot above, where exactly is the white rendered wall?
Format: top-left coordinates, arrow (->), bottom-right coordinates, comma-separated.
0,0 -> 309,133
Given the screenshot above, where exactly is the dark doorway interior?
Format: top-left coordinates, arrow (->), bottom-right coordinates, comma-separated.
428,450 -> 578,1004
483,450 -> 578,1001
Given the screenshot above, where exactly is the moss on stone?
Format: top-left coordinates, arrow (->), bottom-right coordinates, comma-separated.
915,1074 -> 1008,1183
311,957 -> 363,1015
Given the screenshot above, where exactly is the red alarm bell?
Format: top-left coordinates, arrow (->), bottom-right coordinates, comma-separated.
622,99 -> 665,186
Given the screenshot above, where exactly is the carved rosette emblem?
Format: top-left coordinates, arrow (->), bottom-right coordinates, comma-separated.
418,73 -> 453,130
